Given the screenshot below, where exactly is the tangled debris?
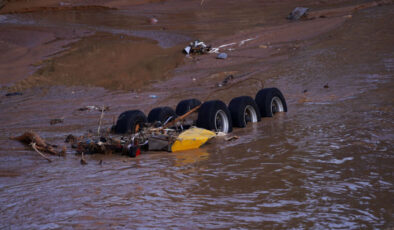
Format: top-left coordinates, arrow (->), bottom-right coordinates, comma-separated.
74,135 -> 139,157
183,40 -> 212,55
12,132 -> 65,162
10,77 -> 268,162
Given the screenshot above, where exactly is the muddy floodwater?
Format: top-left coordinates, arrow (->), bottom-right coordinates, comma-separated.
0,0 -> 393,229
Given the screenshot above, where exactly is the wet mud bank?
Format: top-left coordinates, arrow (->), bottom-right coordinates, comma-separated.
0,0 -> 393,229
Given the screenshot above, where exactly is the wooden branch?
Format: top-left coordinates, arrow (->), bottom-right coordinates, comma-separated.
163,104 -> 201,128
31,143 -> 52,162
97,106 -> 105,135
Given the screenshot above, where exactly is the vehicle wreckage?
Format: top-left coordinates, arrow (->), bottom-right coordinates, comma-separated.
75,87 -> 287,157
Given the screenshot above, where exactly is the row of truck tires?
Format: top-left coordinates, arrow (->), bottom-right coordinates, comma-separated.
113,88 -> 287,134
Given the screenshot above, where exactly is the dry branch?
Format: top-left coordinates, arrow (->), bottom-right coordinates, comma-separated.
31,143 -> 52,162
12,132 -> 64,156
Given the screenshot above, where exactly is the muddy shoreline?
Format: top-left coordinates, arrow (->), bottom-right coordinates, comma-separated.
0,0 -> 393,228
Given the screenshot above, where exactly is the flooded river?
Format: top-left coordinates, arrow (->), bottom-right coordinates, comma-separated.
0,0 -> 393,229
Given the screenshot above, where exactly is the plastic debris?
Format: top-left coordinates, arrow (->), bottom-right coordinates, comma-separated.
216,132 -> 227,137
184,46 -> 191,54
149,94 -> 158,99
183,40 -> 212,55
59,2 -> 71,6
171,127 -> 216,152
217,53 -> 228,59
287,7 -> 309,20
78,105 -> 109,112
239,37 -> 256,46
149,17 -> 158,24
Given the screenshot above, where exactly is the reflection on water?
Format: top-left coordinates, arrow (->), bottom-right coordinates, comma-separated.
0,3 -> 393,230
173,148 -> 210,167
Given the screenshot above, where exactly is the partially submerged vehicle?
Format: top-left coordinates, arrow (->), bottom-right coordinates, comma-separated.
76,88 -> 287,157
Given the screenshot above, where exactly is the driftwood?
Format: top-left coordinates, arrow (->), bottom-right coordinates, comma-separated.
97,106 -> 105,135
12,132 -> 65,157
31,143 -> 52,162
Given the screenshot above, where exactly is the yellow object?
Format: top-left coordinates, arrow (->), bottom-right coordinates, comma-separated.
171,127 -> 216,152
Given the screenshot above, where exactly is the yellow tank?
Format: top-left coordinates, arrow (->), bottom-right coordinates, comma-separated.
171,127 -> 216,152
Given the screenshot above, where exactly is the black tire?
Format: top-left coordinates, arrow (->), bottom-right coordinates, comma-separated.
255,88 -> 287,117
229,96 -> 261,128
147,106 -> 177,124
114,110 -> 147,134
196,100 -> 232,133
175,98 -> 201,116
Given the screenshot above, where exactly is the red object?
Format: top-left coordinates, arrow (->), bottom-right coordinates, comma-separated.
136,148 -> 141,156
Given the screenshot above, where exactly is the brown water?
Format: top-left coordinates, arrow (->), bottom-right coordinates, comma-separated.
0,1 -> 393,229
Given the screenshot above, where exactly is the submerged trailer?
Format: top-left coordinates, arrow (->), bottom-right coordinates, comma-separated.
76,88 -> 287,157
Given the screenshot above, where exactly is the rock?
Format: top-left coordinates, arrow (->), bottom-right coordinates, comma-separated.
217,53 -> 228,59
5,92 -> 23,97
50,118 -> 64,125
324,84 -> 329,88
287,7 -> 309,20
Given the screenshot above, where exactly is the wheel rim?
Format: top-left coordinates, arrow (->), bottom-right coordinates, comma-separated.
244,105 -> 258,124
271,96 -> 284,114
214,110 -> 229,133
